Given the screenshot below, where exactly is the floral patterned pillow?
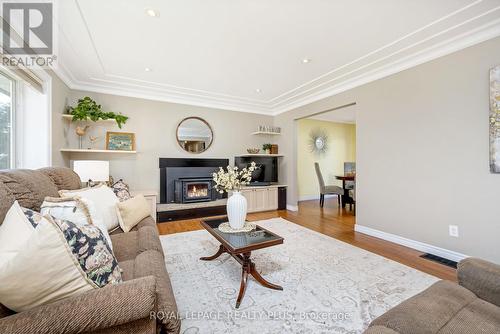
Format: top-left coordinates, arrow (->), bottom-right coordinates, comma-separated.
53,217 -> 122,287
22,208 -> 46,228
111,179 -> 131,202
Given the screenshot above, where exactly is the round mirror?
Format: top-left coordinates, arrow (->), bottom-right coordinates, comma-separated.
176,117 -> 213,154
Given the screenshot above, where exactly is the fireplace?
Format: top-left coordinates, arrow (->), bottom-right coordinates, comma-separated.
174,178 -> 214,203
159,158 -> 228,204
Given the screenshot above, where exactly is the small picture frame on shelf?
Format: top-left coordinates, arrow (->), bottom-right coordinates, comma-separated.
106,132 -> 135,151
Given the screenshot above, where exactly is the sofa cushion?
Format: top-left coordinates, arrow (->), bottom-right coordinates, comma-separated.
111,224 -> 163,262
0,182 -> 15,223
437,298 -> 500,334
38,167 -> 81,191
0,170 -> 59,212
133,250 -> 180,334
370,280 -> 478,334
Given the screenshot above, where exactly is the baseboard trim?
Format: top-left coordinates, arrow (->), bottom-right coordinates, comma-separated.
354,224 -> 468,263
298,194 -> 339,202
286,204 -> 299,212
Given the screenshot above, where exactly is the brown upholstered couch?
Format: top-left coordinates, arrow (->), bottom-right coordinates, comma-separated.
0,167 -> 180,334
364,258 -> 500,334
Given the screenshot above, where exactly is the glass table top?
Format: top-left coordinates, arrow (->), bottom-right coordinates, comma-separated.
202,217 -> 282,251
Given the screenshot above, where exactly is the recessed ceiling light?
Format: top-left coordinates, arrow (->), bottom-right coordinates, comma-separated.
145,67 -> 152,72
302,58 -> 312,64
145,8 -> 159,17
255,88 -> 262,93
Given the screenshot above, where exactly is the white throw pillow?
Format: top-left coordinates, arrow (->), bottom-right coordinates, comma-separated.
0,201 -> 48,267
116,195 -> 151,233
59,184 -> 120,231
0,216 -> 122,312
41,196 -> 113,251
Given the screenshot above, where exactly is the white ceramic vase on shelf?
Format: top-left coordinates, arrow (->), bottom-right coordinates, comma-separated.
227,191 -> 247,229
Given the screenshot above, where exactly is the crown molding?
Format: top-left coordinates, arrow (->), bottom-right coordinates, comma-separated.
53,2 -> 500,116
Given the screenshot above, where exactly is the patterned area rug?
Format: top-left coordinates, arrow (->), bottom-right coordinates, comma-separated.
161,218 -> 438,334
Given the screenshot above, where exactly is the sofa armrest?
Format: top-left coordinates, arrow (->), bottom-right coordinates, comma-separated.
458,257 -> 500,307
0,276 -> 157,334
364,326 -> 400,334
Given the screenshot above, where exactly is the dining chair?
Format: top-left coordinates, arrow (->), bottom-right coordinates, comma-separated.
314,162 -> 344,208
349,186 -> 356,215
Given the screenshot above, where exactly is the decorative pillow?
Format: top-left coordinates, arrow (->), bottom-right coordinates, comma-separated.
111,179 -> 131,202
59,184 -> 120,231
41,196 -> 113,251
0,201 -> 48,267
0,216 -> 122,312
116,195 -> 151,233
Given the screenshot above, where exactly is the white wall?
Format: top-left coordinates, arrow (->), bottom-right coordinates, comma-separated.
56,91 -> 273,194
275,36 -> 500,263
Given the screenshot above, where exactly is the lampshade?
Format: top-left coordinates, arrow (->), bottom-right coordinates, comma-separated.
73,160 -> 110,182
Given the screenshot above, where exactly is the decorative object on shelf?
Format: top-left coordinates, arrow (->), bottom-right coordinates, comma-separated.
247,148 -> 260,154
111,179 -> 131,202
218,222 -> 256,233
490,65 -> 500,173
308,128 -> 328,154
262,143 -> 272,154
212,162 -> 256,229
72,160 -> 110,186
75,125 -> 90,149
257,125 -> 281,134
88,135 -> 100,150
106,132 -> 136,151
270,144 -> 279,154
67,96 -> 128,128
176,117 -> 213,154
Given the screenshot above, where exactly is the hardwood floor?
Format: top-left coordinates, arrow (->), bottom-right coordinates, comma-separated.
157,197 -> 457,281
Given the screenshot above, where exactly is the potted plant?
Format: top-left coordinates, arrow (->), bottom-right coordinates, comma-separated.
213,162 -> 256,229
263,143 -> 272,154
67,97 -> 129,128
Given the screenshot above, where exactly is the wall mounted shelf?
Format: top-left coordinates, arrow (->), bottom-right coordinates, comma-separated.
251,131 -> 281,136
236,154 -> 283,157
62,114 -> 117,123
60,149 -> 137,154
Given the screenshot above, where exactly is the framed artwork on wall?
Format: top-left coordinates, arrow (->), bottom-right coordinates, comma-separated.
490,65 -> 500,173
106,132 -> 136,151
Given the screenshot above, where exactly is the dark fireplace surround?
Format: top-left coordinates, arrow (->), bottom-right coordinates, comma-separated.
159,158 -> 229,204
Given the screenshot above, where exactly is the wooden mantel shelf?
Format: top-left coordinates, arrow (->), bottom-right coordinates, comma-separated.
60,149 -> 137,154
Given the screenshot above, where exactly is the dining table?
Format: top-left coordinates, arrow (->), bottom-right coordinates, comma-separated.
335,175 -> 355,208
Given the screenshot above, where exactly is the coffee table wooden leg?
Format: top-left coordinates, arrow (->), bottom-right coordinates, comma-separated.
250,262 -> 283,290
200,245 -> 225,261
235,253 -> 251,308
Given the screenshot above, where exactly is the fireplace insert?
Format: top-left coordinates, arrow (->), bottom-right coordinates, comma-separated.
174,177 -> 215,203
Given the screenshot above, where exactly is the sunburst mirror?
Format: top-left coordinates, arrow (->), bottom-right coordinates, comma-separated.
308,128 -> 328,154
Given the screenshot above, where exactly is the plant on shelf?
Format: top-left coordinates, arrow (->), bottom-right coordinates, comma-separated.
262,143 -> 272,154
67,96 -> 129,128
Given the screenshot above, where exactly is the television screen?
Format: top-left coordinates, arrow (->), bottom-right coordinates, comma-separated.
235,156 -> 278,184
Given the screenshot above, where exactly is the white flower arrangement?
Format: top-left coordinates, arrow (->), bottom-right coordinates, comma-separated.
213,162 -> 257,193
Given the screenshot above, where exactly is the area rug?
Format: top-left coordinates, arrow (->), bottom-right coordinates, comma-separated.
160,218 -> 438,334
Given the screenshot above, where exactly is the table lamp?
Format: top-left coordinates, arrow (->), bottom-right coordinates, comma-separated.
73,160 -> 110,186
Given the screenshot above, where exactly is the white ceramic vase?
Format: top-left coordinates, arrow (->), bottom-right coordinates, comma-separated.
227,191 -> 247,229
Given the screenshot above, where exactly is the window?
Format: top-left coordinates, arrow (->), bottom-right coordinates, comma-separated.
0,72 -> 15,169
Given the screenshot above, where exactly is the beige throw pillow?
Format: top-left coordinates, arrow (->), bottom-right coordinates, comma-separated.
0,216 -> 122,312
116,195 -> 151,233
0,201 -> 49,268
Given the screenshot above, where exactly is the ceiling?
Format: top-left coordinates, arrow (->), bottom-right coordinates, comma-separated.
53,0 -> 500,115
